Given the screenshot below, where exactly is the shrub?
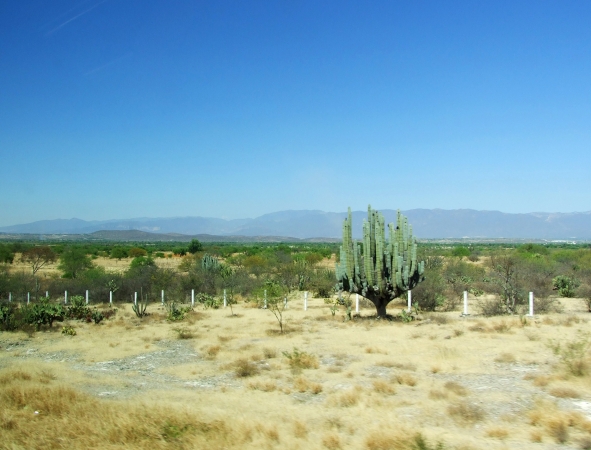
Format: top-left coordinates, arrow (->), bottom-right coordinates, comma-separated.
166,302 -> 191,321
553,275 -> 580,298
282,348 -> 319,370
24,299 -> 65,330
61,326 -> 76,336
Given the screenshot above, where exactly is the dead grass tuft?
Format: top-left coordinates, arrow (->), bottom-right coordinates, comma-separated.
492,320 -> 513,333
322,432 -> 342,449
485,426 -> 509,439
393,373 -> 417,387
204,345 -> 221,359
429,389 -> 447,400
372,379 -> 396,395
494,352 -> 516,363
333,388 -> 360,407
443,381 -> 468,396
549,386 -> 580,398
247,380 -> 277,392
232,358 -> 260,377
447,401 -> 486,425
293,420 -> 308,438
293,376 -> 323,394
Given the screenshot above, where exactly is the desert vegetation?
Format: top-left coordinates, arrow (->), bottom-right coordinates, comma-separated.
2,229 -> 591,448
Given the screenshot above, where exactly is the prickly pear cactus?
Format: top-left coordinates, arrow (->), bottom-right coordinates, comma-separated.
336,206 -> 425,317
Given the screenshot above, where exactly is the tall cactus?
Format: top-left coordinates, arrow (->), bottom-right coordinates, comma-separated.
336,206 -> 425,317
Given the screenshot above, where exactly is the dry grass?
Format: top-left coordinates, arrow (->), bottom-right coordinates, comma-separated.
3,297 -> 591,449
0,369 -> 256,449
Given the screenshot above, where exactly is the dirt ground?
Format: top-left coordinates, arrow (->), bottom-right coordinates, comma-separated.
2,294 -> 591,449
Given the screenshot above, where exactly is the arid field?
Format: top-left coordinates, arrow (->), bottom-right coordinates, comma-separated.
2,292 -> 591,450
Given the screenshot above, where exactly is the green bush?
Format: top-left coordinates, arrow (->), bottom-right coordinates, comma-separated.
23,298 -> 65,330
552,275 -> 580,298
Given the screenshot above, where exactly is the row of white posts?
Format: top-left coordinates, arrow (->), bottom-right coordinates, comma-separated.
5,289 -> 538,316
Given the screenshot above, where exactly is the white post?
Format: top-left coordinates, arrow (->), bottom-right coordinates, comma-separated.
161,289 -> 164,305
134,292 -> 137,305
46,291 -> 49,298
65,290 -> 68,304
9,292 -> 11,302
355,293 -> 359,313
264,289 -> 267,309
529,291 -> 534,316
463,291 -> 468,315
109,290 -> 113,306
284,296 -> 287,308
407,290 -> 412,312
27,292 -> 30,304
191,289 -> 195,307
304,291 -> 308,311
223,289 -> 227,308
86,290 -> 89,304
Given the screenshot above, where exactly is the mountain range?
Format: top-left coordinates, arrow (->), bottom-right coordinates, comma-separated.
1,209 -> 591,240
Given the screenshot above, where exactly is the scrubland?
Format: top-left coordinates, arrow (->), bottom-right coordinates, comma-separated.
2,294 -> 591,449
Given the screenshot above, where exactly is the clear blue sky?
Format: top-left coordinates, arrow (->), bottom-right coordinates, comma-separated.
1,0 -> 590,226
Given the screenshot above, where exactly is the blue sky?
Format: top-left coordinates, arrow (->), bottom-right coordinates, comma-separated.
1,0 -> 590,226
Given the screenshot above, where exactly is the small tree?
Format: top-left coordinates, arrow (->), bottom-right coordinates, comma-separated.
21,246 -> 56,275
188,239 -> 203,254
258,281 -> 288,333
128,247 -> 147,258
336,206 -> 425,317
58,247 -> 93,279
110,247 -> 128,260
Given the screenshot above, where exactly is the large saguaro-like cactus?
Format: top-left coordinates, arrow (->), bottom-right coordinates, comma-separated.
336,206 -> 425,317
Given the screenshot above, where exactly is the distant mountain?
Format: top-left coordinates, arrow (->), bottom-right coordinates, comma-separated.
1,209 -> 591,240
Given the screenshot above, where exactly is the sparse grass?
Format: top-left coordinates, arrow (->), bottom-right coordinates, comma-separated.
548,332 -> 591,376
365,430 -> 444,450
